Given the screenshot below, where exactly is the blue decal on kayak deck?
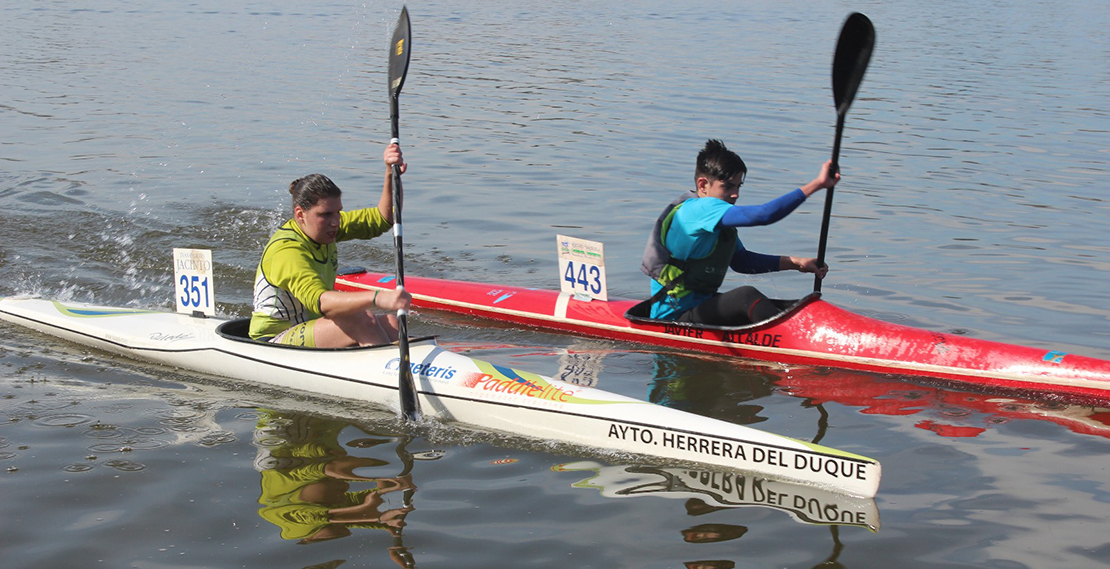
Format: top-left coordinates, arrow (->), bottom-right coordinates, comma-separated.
377,276 -> 397,284
492,363 -> 542,391
494,293 -> 515,304
1043,351 -> 1067,363
52,301 -> 156,318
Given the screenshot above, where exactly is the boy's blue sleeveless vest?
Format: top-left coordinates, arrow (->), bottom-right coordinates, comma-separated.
640,192 -> 736,300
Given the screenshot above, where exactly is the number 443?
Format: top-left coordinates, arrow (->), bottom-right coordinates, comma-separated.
563,260 -> 604,296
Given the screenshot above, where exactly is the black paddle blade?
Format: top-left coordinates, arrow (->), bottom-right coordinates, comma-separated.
388,6 -> 411,100
832,12 -> 875,117
816,13 -> 875,294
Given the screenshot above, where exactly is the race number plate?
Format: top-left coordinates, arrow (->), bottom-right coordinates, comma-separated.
173,248 -> 215,316
556,235 -> 607,301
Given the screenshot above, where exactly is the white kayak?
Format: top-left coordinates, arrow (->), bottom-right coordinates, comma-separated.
0,296 -> 881,497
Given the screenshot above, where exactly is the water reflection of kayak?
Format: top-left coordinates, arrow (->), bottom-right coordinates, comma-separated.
777,366 -> 1110,439
553,460 -> 879,531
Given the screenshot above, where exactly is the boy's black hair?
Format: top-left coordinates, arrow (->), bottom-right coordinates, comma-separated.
695,139 -> 747,184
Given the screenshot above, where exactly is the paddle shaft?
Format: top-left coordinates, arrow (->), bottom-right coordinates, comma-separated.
388,7 -> 419,421
391,128 -> 418,419
386,146 -> 412,421
813,113 -> 845,293
390,99 -> 405,291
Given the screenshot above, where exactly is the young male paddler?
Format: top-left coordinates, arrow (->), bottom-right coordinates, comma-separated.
641,139 -> 838,326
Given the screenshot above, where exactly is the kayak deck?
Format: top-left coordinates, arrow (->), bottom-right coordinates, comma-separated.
335,270 -> 1110,401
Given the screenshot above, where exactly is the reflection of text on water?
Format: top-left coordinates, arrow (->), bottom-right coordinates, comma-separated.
687,471 -> 870,525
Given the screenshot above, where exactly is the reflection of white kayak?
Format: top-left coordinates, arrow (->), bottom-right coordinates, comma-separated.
0,297 -> 880,497
554,461 -> 879,531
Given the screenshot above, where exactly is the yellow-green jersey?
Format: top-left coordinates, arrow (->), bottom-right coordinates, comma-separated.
249,207 -> 391,340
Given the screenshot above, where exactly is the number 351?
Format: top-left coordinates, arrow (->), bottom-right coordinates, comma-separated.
178,275 -> 210,308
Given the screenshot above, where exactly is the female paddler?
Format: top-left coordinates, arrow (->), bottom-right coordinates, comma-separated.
249,144 -> 412,347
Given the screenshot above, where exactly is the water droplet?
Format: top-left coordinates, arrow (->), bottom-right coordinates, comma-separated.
34,413 -> 94,428
104,459 -> 145,472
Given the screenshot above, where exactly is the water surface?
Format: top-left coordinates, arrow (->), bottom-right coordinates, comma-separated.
2,1 -> 1109,567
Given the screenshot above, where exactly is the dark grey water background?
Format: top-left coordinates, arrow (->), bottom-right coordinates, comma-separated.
2,1 -> 1109,567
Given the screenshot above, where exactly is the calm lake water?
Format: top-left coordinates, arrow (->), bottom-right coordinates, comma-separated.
3,0 -> 1109,567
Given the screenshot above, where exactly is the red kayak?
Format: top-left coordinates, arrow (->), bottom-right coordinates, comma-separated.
336,269 -> 1110,401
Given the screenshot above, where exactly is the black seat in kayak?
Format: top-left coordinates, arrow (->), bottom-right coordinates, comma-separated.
623,294 -> 818,331
215,317 -> 433,350
216,317 -> 252,340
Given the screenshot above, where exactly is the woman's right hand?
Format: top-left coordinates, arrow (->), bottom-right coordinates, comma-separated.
375,287 -> 412,313
384,144 -> 406,175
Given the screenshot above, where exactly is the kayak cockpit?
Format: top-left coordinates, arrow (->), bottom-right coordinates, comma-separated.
214,317 -> 434,351
623,292 -> 821,331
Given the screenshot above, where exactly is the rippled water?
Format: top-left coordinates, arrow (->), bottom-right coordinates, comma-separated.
2,0 -> 1109,568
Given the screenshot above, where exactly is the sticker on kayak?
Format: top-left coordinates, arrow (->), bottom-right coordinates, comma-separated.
173,248 -> 215,317
557,234 -> 608,301
483,288 -> 517,304
379,357 -> 623,405
458,360 -> 635,406
385,358 -> 459,380
51,301 -> 158,318
604,422 -> 874,482
1043,351 -> 1068,364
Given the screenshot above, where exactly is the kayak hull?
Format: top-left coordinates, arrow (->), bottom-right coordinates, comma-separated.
336,270 -> 1110,401
0,296 -> 880,498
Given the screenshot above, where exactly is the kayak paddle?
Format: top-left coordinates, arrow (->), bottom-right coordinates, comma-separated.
814,12 -> 875,293
388,6 -> 419,420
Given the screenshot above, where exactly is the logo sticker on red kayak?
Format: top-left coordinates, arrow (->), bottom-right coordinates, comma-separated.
1043,351 -> 1068,363
486,289 -> 516,304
